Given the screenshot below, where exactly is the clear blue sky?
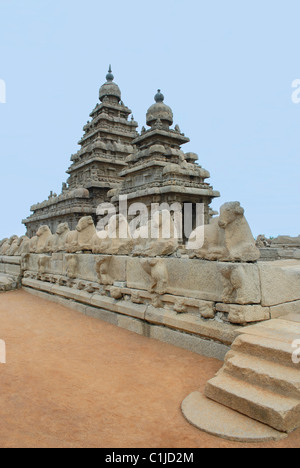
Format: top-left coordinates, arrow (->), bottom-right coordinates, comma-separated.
0,0 -> 299,239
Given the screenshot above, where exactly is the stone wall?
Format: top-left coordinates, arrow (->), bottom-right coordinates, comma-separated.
0,251 -> 297,360
0,255 -> 23,292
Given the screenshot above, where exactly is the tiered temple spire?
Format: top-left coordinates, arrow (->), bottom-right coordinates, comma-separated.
23,69 -> 220,241
23,67 -> 138,236
110,90 -> 220,237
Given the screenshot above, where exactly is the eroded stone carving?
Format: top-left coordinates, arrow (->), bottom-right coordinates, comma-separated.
0,236 -> 18,255
29,236 -> 38,253
188,202 -> 260,262
93,214 -> 133,255
221,265 -> 245,304
95,256 -> 113,285
48,223 -> 70,253
256,235 -> 271,248
199,303 -> 216,319
7,236 -> 21,256
133,210 -> 178,257
16,236 -> 30,255
0,238 -> 8,251
110,287 -> 123,300
36,226 -> 53,254
174,298 -> 187,314
65,254 -> 78,279
141,258 -> 169,295
38,255 -> 51,275
66,217 -> 96,253
130,291 -> 144,304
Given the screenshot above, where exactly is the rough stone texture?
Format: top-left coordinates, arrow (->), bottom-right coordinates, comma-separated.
127,257 -> 261,304
272,235 -> 300,246
149,325 -> 229,361
110,90 -> 220,228
259,261 -> 300,306
203,317 -> 300,433
258,235 -> 300,262
270,301 -> 300,319
36,226 -> 53,254
0,256 -> 22,291
216,303 -> 270,324
145,307 -> 237,345
182,391 -> 286,442
23,284 -> 229,360
188,202 -> 260,262
0,274 -> 17,292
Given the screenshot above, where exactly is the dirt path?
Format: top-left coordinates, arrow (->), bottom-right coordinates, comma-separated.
0,290 -> 299,448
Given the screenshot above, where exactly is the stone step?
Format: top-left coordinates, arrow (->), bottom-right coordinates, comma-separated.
238,319 -> 300,344
205,373 -> 300,433
232,334 -> 299,369
224,351 -> 300,399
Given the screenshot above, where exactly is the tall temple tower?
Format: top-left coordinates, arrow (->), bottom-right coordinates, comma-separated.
23,67 -> 138,237
110,90 -> 220,237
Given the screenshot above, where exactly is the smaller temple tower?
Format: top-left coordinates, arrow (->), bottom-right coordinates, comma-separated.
23,67 -> 138,237
110,90 -> 220,239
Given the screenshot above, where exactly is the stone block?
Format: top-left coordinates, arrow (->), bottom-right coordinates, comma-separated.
259,261 -> 300,306
127,257 -> 261,304
90,294 -> 147,320
145,307 -> 237,345
149,325 -> 230,360
216,304 -> 270,324
270,301 -> 300,319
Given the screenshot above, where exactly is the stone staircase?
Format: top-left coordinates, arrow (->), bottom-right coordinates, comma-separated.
205,316 -> 300,433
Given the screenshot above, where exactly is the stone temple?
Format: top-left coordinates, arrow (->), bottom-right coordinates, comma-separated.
1,66 -> 300,443
22,67 -> 220,239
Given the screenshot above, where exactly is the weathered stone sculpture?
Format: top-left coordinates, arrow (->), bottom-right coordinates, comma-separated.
38,255 -> 51,275
133,210 -> 179,257
29,236 -> 38,253
65,254 -> 78,279
188,202 -> 260,262
0,236 -> 18,255
220,202 -> 260,262
0,238 -> 8,255
93,214 -> 133,255
7,236 -> 20,256
66,216 -> 96,253
256,234 -> 271,248
95,256 -> 113,285
188,217 -> 225,260
36,226 -> 53,254
141,258 -> 169,295
46,222 -> 70,253
16,236 -> 30,255
77,216 -> 96,251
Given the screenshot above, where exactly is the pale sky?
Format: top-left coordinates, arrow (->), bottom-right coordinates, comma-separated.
0,0 -> 299,239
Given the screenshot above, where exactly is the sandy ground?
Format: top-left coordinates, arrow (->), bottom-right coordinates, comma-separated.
0,289 -> 299,449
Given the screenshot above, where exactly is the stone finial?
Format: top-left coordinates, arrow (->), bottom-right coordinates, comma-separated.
106,64 -> 114,82
155,89 -> 164,103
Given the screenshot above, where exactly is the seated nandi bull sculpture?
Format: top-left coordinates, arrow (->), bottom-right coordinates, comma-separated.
35,226 -> 53,254
133,210 -> 179,257
93,214 -> 133,255
188,201 -> 260,262
66,216 -> 96,253
46,223 -> 70,253
0,236 -> 18,255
